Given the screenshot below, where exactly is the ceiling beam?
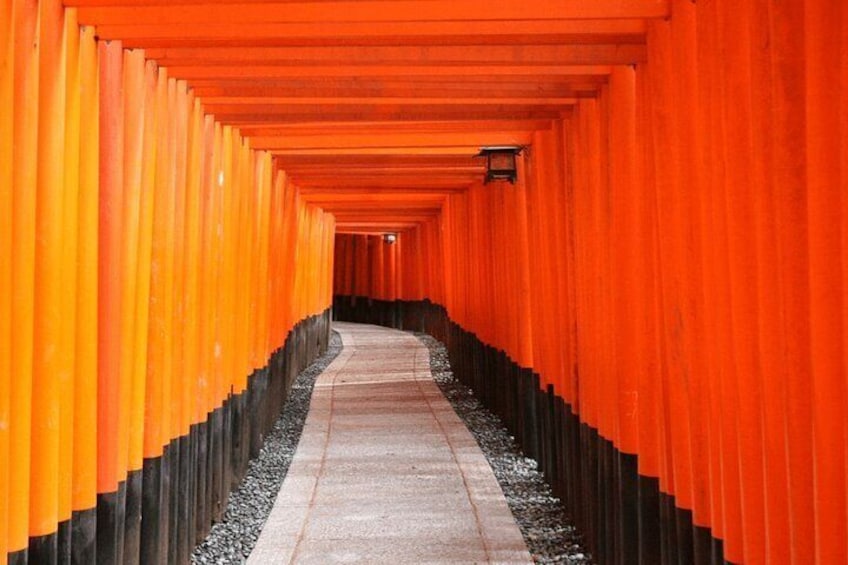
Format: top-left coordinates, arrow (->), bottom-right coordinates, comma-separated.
294,179 -> 479,190
270,147 -> 497,156
274,154 -> 487,167
142,44 -> 647,66
93,20 -> 646,48
335,224 -> 422,233
293,169 -> 484,178
189,83 -> 600,100
242,119 -> 553,138
250,132 -> 532,151
206,97 -> 577,106
74,1 -> 670,22
332,211 -> 441,220
217,108 -> 567,125
162,64 -> 614,79
300,187 -> 463,196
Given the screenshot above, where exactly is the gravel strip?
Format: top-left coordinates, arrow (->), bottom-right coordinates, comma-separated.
192,331 -> 343,565
415,333 -> 593,564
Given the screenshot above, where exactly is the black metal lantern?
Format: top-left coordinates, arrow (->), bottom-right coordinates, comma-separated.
476,146 -> 523,184
383,233 -> 397,244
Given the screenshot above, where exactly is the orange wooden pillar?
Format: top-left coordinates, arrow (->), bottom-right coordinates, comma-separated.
237,146 -> 255,380
548,124 -> 571,396
429,222 -> 441,307
556,117 -> 579,407
97,37 -> 125,564
606,65 -> 639,458
9,0 -> 40,558
469,186 -> 486,344
648,15 -> 695,563
184,94 -> 203,430
231,137 -> 251,393
266,168 -> 280,346
537,134 -> 569,384
58,11 -> 81,560
687,1 -> 724,553
373,235 -> 385,301
304,204 -> 317,323
210,122 -> 225,410
142,66 -> 173,565
717,4 -> 768,561
218,125 -> 236,402
293,189 -> 306,325
210,118 -> 230,528
131,61 -> 162,562
284,179 -> 298,332
575,97 -> 604,446
73,23 -> 99,563
195,111 -> 216,463
353,234 -> 369,299
169,81 -> 188,459
290,192 -> 304,327
325,218 -> 337,310
602,64 -> 649,562
279,173 -> 297,335
332,234 -> 346,298
448,196 -> 468,329
504,176 -> 520,367
254,152 -> 273,368
543,130 -> 569,392
333,234 -> 344,299
267,169 -> 286,345
279,174 -> 293,334
436,203 -> 453,320
628,62 -> 665,563
116,48 -> 145,564
0,0 -> 13,561
523,142 -> 550,385
740,1 -> 796,562
249,151 -> 261,370
321,215 -> 330,311
457,195 -> 471,329
185,95 -> 206,551
806,1 -> 847,561
196,114 -> 217,419
386,234 -> 398,302
480,185 -> 500,352
514,159 -> 535,368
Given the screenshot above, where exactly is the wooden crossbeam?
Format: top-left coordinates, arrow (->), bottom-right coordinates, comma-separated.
73,0 -> 669,22
143,45 -> 647,66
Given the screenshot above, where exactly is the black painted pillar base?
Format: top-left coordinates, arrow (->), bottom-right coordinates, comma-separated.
28,531 -> 58,565
638,475 -> 661,565
57,519 -> 71,565
71,508 -> 97,565
96,488 -> 120,565
140,455 -> 163,565
123,469 -> 142,565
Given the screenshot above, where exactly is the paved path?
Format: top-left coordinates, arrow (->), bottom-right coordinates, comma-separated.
249,322 -> 533,564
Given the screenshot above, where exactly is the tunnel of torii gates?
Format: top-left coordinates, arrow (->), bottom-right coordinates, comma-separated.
0,0 -> 846,563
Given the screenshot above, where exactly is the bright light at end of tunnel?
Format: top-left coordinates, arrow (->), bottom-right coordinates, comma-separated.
218,171 -> 225,187
384,233 -> 397,244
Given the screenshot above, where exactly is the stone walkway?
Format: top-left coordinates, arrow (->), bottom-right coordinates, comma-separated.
249,322 -> 533,564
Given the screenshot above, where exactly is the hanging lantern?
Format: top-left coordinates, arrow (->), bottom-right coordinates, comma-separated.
476,146 -> 523,184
